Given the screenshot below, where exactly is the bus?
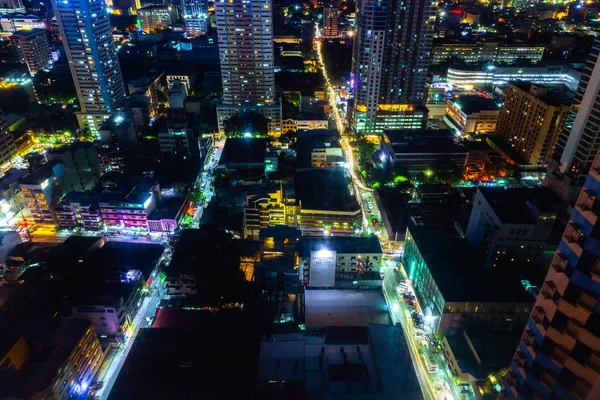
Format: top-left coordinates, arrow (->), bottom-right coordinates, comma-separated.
425,356 -> 438,374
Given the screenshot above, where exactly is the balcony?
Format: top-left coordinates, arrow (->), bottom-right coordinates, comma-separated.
572,378 -> 592,399
576,291 -> 596,311
539,371 -> 556,391
550,345 -> 569,366
540,281 -> 557,301
564,223 -> 585,257
590,152 -> 600,181
522,329 -> 536,358
563,320 -> 583,339
586,352 -> 600,374
531,306 -> 547,336
513,351 -> 527,379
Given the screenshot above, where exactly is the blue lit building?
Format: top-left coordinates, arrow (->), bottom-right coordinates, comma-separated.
503,151 -> 600,399
182,0 -> 208,37
51,0 -> 126,134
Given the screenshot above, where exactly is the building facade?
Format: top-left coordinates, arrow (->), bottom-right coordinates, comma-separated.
52,0 -> 126,133
556,36 -> 600,176
45,142 -> 102,192
323,4 -> 338,38
502,151 -> 600,400
497,82 -> 571,166
137,6 -> 173,33
352,0 -> 435,133
215,0 -> 281,136
0,111 -> 17,171
297,236 -> 383,288
10,29 -> 52,76
182,0 -> 208,37
431,40 -> 545,65
20,163 -> 65,226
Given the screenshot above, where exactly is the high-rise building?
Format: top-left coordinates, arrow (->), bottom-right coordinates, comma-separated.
182,0 -> 208,37
323,4 -> 338,38
45,142 -> 102,192
51,0 -> 126,134
352,0 -> 436,134
10,29 -> 52,77
497,81 -> 571,166
215,0 -> 281,137
545,37 -> 600,204
0,0 -> 25,13
0,111 -> 18,171
556,37 -> 600,175
502,150 -> 600,400
137,6 -> 174,33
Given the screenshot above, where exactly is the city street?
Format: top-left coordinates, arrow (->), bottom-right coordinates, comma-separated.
382,257 -> 464,400
314,29 -> 389,242
93,266 -> 165,400
192,139 -> 224,228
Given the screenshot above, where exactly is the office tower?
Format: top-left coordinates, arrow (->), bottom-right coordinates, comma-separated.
502,150 -> 600,400
352,0 -> 435,134
215,0 -> 281,137
323,3 -> 338,38
137,6 -> 174,33
0,111 -> 18,170
545,37 -> 600,203
52,0 -> 126,134
497,81 -> 571,166
10,29 -> 52,77
182,0 -> 208,37
0,0 -> 25,13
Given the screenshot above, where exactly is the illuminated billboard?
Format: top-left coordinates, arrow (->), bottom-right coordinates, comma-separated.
310,249 -> 336,287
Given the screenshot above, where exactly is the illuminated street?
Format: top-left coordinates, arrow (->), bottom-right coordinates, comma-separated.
93,261 -> 166,400
382,257 -> 465,400
316,25 -> 462,400
314,29 -> 389,243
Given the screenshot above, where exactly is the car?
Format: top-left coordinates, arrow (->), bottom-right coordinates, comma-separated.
403,293 -> 415,300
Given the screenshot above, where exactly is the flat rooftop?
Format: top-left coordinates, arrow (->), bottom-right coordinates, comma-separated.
304,290 -> 391,328
450,96 -> 500,114
298,236 -> 382,257
148,197 -> 186,221
408,226 -> 534,303
294,168 -> 359,212
219,138 -> 266,166
479,187 -> 561,224
383,129 -> 468,155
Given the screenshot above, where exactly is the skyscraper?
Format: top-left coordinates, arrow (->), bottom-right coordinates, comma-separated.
215,0 -> 281,137
351,0 -> 436,134
11,29 -> 52,77
556,37 -> 600,175
51,0 -> 126,134
182,0 -> 208,37
502,150 -> 600,400
323,4 -> 338,39
545,37 -> 600,203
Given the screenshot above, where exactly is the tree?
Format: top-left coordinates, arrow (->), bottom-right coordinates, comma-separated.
431,157 -> 463,185
279,130 -> 296,147
223,111 -> 270,137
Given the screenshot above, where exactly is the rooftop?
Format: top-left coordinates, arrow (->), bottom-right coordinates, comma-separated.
450,96 -> 500,115
305,290 -> 390,328
109,309 -> 259,399
445,326 -> 521,380
407,226 -> 533,303
148,197 -> 186,221
383,129 -> 468,155
294,168 -> 359,212
478,187 -> 561,224
20,162 -> 57,185
45,141 -> 93,156
219,138 -> 267,166
11,28 -> 45,37
298,236 -> 382,257
508,80 -> 573,107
